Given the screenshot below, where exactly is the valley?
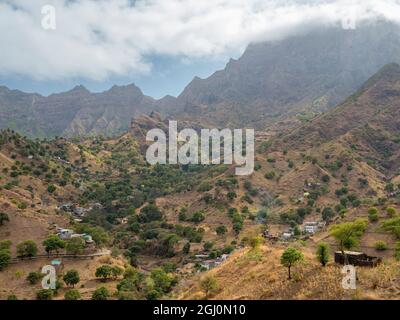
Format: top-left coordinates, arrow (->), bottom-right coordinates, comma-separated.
2,63 -> 400,300
2,20 -> 400,301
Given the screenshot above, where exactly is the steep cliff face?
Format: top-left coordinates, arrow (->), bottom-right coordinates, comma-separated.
165,21 -> 400,129
278,63 -> 400,175
62,84 -> 157,137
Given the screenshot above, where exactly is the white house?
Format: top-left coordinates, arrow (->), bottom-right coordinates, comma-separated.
58,229 -> 75,240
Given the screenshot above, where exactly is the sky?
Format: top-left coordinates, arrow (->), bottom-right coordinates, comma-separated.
1,0 -> 400,98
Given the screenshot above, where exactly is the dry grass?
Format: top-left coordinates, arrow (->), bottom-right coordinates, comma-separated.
174,244 -> 400,300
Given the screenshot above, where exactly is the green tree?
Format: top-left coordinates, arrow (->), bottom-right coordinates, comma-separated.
150,268 -> 174,294
0,212 -> 9,226
122,267 -> 144,290
64,289 -> 81,300
216,225 -> 227,235
43,235 -> 65,256
66,237 -> 85,256
280,247 -> 304,280
17,240 -> 38,259
200,275 -> 219,299
191,211 -> 205,223
96,265 -> 113,282
322,207 -> 335,222
316,242 -> 330,267
63,270 -> 80,287
92,287 -> 110,300
330,219 -> 368,262
139,204 -> 162,223
111,266 -> 124,280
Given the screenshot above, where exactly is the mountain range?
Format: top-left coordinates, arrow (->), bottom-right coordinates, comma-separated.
2,20 -> 400,139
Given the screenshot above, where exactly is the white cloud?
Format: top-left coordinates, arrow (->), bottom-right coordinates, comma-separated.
1,0 -> 400,80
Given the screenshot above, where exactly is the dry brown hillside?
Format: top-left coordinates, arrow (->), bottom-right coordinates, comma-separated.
175,243 -> 400,300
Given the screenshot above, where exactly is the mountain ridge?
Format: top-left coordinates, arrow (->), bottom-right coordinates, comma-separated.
3,21 -> 400,138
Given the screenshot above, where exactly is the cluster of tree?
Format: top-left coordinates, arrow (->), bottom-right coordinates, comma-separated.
95,265 -> 124,282
114,266 -> 177,300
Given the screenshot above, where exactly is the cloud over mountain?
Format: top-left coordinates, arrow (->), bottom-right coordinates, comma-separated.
2,0 -> 400,80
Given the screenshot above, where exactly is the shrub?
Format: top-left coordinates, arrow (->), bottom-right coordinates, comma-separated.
17,240 -> 38,259
375,241 -> 387,251
382,217 -> 400,238
264,172 -> 275,180
198,181 -> 212,192
322,207 -> 335,222
92,287 -> 110,300
0,212 -> 9,226
227,192 -> 237,200
222,245 -> 234,254
368,207 -> 379,215
64,289 -> 81,300
36,289 -> 53,300
0,247 -> 11,271
203,241 -> 214,252
368,207 -> 379,222
216,225 -> 227,235
47,184 -> 56,194
178,212 -> 187,222
321,175 -> 330,183
316,242 -> 330,266
190,211 -> 205,223
386,207 -> 397,217
27,272 -> 42,285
